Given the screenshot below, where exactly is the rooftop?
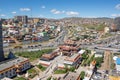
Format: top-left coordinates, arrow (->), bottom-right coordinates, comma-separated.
109,76 -> 120,80
59,45 -> 78,51
0,57 -> 28,71
64,40 -> 75,45
61,72 -> 79,80
116,58 -> 120,65
65,53 -> 81,62
41,51 -> 57,60
78,50 -> 85,54
70,54 -> 80,60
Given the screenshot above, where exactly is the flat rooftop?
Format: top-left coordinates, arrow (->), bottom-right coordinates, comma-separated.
61,72 -> 79,80
70,54 -> 80,60
65,53 -> 80,60
116,58 -> 120,65
0,57 -> 28,71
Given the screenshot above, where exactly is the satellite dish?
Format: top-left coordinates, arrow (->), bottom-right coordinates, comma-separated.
113,56 -> 118,61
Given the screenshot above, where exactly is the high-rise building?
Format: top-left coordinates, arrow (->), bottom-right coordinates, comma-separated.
0,20 -> 4,62
14,16 -> 28,24
114,17 -> 120,31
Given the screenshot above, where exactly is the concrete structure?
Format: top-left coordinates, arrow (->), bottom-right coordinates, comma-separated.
60,72 -> 80,80
0,20 -> 4,62
0,57 -> 31,79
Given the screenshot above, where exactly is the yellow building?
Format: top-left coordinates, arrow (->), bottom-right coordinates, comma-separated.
33,18 -> 40,23
109,76 -> 120,80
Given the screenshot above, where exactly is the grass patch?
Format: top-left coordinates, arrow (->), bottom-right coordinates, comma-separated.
54,69 -> 67,74
14,77 -> 26,80
81,23 -> 106,31
15,49 -> 53,61
36,64 -> 46,71
101,33 -> 113,38
27,68 -> 37,78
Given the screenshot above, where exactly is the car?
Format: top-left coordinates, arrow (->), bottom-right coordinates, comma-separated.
94,47 -> 98,49
38,44 -> 42,46
118,50 -> 120,52
34,45 -> 38,47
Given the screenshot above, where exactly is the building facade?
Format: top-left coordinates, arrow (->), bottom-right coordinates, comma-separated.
0,57 -> 31,79
14,16 -> 28,24
64,54 -> 82,68
0,20 -> 4,62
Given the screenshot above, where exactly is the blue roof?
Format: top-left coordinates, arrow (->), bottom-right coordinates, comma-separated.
116,58 -> 120,65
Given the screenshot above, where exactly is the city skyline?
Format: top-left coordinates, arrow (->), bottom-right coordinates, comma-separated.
0,0 -> 120,19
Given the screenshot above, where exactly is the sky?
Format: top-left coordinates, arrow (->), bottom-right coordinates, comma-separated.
0,0 -> 120,19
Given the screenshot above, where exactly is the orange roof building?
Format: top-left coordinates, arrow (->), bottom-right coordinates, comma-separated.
40,52 -> 58,61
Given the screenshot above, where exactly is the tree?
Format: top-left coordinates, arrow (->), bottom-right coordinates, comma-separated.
95,57 -> 103,68
80,71 -> 85,80
82,53 -> 87,59
64,65 -> 68,72
69,67 -> 75,72
47,76 -> 51,80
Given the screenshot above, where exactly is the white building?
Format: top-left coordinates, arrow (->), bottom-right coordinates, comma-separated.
104,27 -> 110,33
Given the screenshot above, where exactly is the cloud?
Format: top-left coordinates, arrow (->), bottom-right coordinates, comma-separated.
38,14 -> 44,17
66,11 -> 79,16
11,11 -> 17,14
20,8 -> 31,11
51,9 -> 65,14
50,9 -> 79,16
0,14 -> 6,17
111,14 -> 120,17
41,6 -> 46,9
115,4 -> 120,10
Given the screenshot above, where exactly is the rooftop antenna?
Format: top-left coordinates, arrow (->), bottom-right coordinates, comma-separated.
31,7 -> 32,18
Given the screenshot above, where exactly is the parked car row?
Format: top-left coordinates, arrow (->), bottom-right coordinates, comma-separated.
28,44 -> 42,48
